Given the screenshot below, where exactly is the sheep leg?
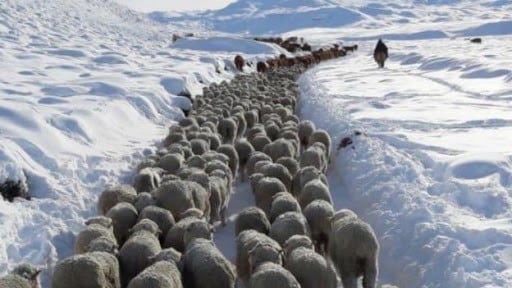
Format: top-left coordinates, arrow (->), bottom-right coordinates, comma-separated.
362,259 -> 377,288
341,273 -> 358,288
221,207 -> 227,226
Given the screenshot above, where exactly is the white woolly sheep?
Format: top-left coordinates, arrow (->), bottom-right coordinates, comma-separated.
52,252 -> 120,288
258,163 -> 293,192
86,236 -> 119,255
183,220 -> 215,248
164,131 -> 187,147
248,262 -> 300,288
218,118 -> 238,144
299,179 -> 333,209
236,230 -> 281,286
300,144 -> 327,172
139,206 -> 176,242
246,125 -> 266,141
106,202 -> 138,245
205,159 -> 233,187
329,210 -> 379,288
284,246 -> 337,288
154,180 -> 210,222
250,134 -> 272,152
119,219 -> 162,286
182,239 -> 236,288
245,152 -> 272,177
298,120 -> 315,151
164,214 -> 207,253
233,112 -> 247,138
264,123 -> 280,141
276,157 -> 299,176
0,264 -> 41,288
149,248 -> 182,267
303,199 -> 334,254
269,192 -> 301,223
157,153 -> 185,174
269,211 -> 311,246
97,185 -> 137,215
234,139 -> 255,181
127,261 -> 183,288
309,129 -> 331,159
186,155 -> 207,169
217,144 -> 239,178
74,216 -> 116,254
292,166 -> 328,197
247,243 -> 283,274
244,110 -> 259,129
234,206 -> 271,236
207,170 -> 231,226
132,167 -> 161,193
252,177 -> 288,215
263,138 -> 296,161
190,138 -> 210,155
282,235 -> 314,257
133,192 -> 156,213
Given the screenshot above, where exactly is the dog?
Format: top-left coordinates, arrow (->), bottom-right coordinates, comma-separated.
373,39 -> 388,68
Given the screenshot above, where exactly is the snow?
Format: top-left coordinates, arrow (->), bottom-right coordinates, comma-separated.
2,0 -> 512,287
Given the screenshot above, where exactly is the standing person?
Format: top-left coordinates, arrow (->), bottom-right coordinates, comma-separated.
373,39 -> 388,68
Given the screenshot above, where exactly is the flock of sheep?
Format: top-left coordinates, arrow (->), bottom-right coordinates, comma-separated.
1,41 -> 379,288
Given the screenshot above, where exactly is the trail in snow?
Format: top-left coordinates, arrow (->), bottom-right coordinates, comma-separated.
298,39 -> 512,287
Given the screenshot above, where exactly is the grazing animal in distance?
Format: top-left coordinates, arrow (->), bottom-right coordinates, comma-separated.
234,55 -> 245,72
256,61 -> 267,73
343,45 -> 358,52
373,39 -> 388,68
470,37 -> 482,43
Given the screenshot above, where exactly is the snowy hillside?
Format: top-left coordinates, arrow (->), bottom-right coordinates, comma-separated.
1,0 -> 512,287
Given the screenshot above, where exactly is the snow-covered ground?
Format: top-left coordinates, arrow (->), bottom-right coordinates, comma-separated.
1,0 -> 512,287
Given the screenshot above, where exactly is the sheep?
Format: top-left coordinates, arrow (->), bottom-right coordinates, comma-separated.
249,134 -> 272,152
269,192 -> 301,223
263,138 -> 296,161
207,170 -> 231,226
119,219 -> 162,286
269,211 -> 310,246
258,162 -> 293,192
309,129 -> 331,159
75,216 -> 116,254
236,230 -> 281,286
300,144 -> 327,172
52,252 -> 120,288
298,120 -> 315,150
149,248 -> 182,267
157,153 -> 185,174
245,152 -> 272,177
127,261 -> 183,288
182,239 -> 236,288
248,262 -> 300,288
247,243 -> 283,274
217,144 -> 239,178
256,61 -> 267,73
329,210 -> 379,288
233,112 -> 247,138
234,206 -> 271,236
284,246 -> 337,288
282,235 -> 314,257
186,155 -> 207,169
190,138 -> 210,156
299,179 -> 332,209
234,55 -> 245,71
0,264 -> 41,288
276,157 -> 300,176
218,118 -> 237,144
164,214 -> 209,253
234,139 -> 255,181
105,202 -> 138,245
86,236 -> 119,255
244,110 -> 259,129
292,166 -> 328,197
97,185 -> 137,215
183,220 -> 215,248
138,206 -> 176,242
264,123 -> 280,141
252,177 -> 288,215
205,160 -> 233,186
154,180 -> 210,222
132,167 -> 161,193
163,130 -> 186,147
133,192 -> 156,213
246,125 -> 266,141
303,199 -> 334,255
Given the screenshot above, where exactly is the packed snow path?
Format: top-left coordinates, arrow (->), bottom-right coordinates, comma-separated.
298,40 -> 512,288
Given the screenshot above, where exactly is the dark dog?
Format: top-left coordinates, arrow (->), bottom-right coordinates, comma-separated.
373,39 -> 388,68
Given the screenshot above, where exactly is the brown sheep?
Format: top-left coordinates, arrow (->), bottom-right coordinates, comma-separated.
256,61 -> 267,73
234,55 -> 245,72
